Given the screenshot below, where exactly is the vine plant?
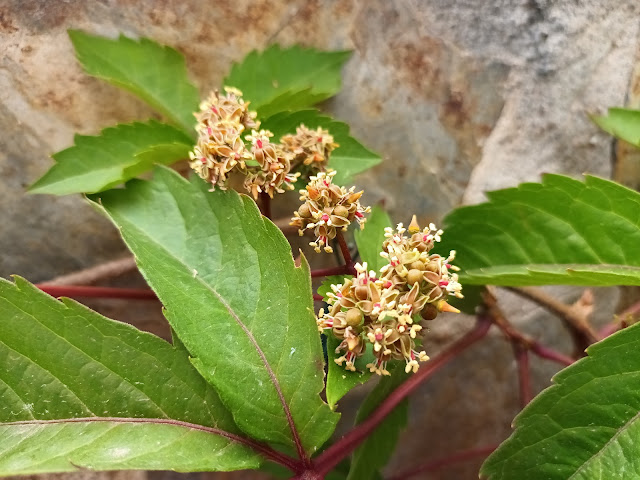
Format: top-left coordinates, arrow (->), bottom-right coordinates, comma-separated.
2,30 -> 640,480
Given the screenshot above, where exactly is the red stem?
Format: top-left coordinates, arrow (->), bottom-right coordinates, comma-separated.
313,317 -> 492,476
37,284 -> 158,300
260,192 -> 272,219
313,294 -> 323,301
512,342 -> 532,408
387,444 -> 498,480
530,342 -> 575,367
310,265 -> 353,278
598,300 -> 640,339
336,231 -> 356,275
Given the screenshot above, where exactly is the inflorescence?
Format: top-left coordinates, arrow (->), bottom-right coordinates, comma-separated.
189,87 -> 337,199
290,171 -> 371,253
317,217 -> 463,375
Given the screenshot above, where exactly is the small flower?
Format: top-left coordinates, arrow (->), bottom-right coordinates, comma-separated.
281,124 -> 338,171
243,129 -> 299,199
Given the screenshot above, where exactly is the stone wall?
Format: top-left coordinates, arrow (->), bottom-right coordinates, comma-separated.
1,1 -> 639,479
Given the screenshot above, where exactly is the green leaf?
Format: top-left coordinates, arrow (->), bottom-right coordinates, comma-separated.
29,121 -> 192,195
317,275 -> 349,300
354,205 -> 392,273
261,109 -> 381,184
347,365 -> 409,480
69,30 -> 200,135
592,107 -> 640,147
440,174 -> 640,286
91,168 -> 339,454
481,321 -> 640,480
317,275 -> 375,409
325,335 -> 373,410
0,276 -> 259,475
224,45 -> 351,117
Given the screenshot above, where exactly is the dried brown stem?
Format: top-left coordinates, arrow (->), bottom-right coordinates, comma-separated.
43,256 -> 138,286
508,286 -> 598,349
37,284 -> 158,300
387,444 -> 498,480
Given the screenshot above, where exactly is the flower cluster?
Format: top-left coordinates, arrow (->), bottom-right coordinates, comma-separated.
188,87 -> 299,198
243,129 -> 298,199
290,171 -> 371,253
281,124 -> 338,171
317,217 -> 462,375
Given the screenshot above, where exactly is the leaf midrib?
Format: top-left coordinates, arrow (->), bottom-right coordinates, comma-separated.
115,216 -> 301,447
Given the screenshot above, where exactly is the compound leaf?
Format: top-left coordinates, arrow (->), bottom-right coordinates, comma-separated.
69,30 -> 200,135
482,322 -> 640,479
440,174 -> 640,286
0,276 -> 259,475
91,168 -> 339,454
29,121 -> 192,195
224,45 -> 350,117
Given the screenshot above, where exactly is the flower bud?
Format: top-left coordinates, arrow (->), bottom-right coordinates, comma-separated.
345,308 -> 363,327
407,269 -> 424,286
420,303 -> 438,320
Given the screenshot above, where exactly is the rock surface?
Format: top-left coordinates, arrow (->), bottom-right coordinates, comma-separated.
1,1 -> 639,479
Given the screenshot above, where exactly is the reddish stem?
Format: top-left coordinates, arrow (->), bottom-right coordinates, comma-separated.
313,294 -> 324,301
313,318 -> 492,476
37,284 -> 158,300
310,265 -> 353,278
598,300 -> 640,339
336,231 -> 356,275
530,342 -> 575,367
260,192 -> 272,219
512,342 -> 532,407
387,444 -> 498,480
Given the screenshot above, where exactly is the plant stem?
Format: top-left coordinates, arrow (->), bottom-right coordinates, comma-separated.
310,265 -> 353,278
313,294 -> 324,301
484,289 -> 575,367
512,342 -> 532,407
36,284 -> 158,300
598,299 -> 640,339
508,286 -> 598,348
313,317 -> 492,476
530,342 -> 575,366
43,256 -> 138,286
336,231 -> 356,275
387,444 -> 498,480
260,192 -> 272,219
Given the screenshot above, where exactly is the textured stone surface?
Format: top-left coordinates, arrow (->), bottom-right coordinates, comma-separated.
1,1 -> 639,479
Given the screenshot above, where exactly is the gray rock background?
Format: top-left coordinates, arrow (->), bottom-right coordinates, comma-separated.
1,1 -> 639,479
